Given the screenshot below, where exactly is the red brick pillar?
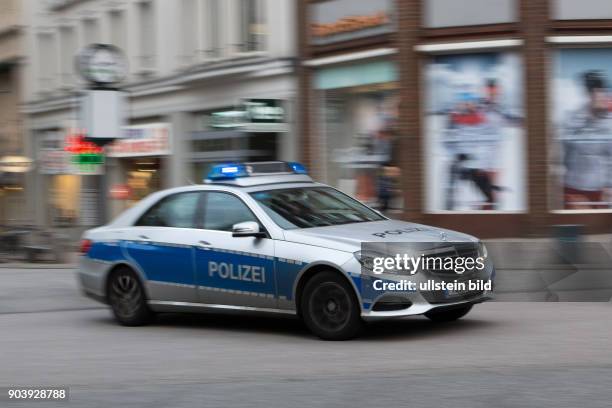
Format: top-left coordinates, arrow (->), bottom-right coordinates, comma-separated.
397,0 -> 423,222
521,0 -> 551,235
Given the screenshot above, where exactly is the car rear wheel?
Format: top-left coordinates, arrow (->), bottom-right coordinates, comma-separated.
108,267 -> 153,326
300,271 -> 363,340
425,304 -> 473,322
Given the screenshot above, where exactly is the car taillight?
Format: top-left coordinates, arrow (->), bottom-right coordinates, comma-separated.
80,239 -> 93,254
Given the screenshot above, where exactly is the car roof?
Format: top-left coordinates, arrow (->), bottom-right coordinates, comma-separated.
204,173 -> 314,187
139,179 -> 326,196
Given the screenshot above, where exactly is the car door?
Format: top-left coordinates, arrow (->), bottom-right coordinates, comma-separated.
194,191 -> 277,308
123,191 -> 203,303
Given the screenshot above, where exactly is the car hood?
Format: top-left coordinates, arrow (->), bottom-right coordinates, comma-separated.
282,219 -> 477,253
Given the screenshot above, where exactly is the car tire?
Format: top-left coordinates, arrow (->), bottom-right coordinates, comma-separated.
425,304 -> 473,322
107,267 -> 153,326
300,271 -> 363,340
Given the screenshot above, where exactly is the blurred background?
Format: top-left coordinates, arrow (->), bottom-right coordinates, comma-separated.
1,0 -> 612,262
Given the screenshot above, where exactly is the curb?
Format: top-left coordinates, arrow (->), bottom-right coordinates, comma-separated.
0,263 -> 76,270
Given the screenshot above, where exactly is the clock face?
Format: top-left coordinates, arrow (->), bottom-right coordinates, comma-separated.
78,44 -> 127,85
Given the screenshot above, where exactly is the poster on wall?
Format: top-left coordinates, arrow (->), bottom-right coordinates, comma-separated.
551,48 -> 612,210
425,52 -> 526,212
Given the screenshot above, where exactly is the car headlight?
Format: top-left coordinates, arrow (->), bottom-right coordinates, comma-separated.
477,242 -> 488,259
353,250 -> 386,273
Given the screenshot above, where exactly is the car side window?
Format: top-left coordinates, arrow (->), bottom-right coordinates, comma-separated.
203,192 -> 258,232
136,192 -> 202,228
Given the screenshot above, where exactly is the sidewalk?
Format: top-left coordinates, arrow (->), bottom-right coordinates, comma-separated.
0,252 -> 78,269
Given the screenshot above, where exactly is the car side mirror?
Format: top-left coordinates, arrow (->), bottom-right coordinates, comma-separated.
232,221 -> 266,238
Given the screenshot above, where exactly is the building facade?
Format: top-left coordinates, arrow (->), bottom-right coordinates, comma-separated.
0,0 -> 27,225
298,0 -> 612,237
22,0 -> 297,231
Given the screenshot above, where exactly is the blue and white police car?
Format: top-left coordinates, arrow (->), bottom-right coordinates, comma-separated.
78,161 -> 493,340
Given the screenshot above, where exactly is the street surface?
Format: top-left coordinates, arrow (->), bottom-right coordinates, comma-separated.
1,267 -> 611,407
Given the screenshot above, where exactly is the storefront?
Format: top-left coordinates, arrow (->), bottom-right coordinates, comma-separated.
300,0 -> 612,236
106,123 -> 171,215
36,129 -> 104,228
306,0 -> 401,211
316,61 -> 401,210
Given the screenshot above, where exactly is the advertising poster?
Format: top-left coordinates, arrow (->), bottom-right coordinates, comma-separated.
551,48 -> 612,210
425,52 -> 526,212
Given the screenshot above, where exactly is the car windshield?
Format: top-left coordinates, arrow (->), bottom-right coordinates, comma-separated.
250,187 -> 385,229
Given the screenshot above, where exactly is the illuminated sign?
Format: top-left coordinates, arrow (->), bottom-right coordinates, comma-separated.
311,12 -> 390,38
210,100 -> 285,129
310,0 -> 394,45
64,132 -> 105,173
107,123 -> 172,157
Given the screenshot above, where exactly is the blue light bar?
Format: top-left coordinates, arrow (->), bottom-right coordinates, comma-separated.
207,163 -> 249,180
288,162 -> 308,174
206,161 -> 309,181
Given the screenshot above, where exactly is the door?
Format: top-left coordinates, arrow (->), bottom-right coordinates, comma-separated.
194,191 -> 277,308
123,191 -> 203,303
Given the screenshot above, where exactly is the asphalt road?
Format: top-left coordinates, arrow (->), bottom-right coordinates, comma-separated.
1,268 -> 611,408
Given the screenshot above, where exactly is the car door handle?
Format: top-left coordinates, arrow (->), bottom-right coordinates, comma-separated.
139,235 -> 151,240
198,240 -> 211,247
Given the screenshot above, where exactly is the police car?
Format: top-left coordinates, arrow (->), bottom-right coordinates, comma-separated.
78,161 -> 493,340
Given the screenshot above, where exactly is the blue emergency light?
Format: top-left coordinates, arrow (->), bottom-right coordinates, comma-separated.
288,162 -> 308,174
206,161 -> 308,180
207,163 -> 249,180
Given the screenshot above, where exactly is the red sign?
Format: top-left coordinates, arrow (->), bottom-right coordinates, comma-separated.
64,132 -> 104,155
109,184 -> 131,200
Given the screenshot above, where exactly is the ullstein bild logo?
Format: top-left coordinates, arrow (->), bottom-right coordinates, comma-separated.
311,12 -> 390,37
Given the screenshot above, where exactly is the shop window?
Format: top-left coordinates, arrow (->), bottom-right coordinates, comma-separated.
203,192 -> 258,232
50,175 -> 80,226
136,192 -> 202,228
320,84 -> 402,212
126,158 -> 162,207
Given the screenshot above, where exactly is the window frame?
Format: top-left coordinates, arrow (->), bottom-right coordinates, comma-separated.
200,190 -> 268,235
134,191 -> 205,229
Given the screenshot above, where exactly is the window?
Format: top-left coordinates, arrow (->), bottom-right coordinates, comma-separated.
138,0 -> 156,70
238,0 -> 265,52
109,10 -> 127,52
59,26 -> 77,86
136,192 -> 202,228
204,0 -> 222,58
37,32 -> 57,91
82,18 -> 99,45
203,192 -> 258,231
180,0 -> 198,64
250,187 -> 385,229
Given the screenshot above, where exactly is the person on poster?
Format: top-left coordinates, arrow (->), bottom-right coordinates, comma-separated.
443,79 -> 517,210
560,71 -> 612,209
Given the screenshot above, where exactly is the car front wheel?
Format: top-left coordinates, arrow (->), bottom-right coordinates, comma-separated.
300,271 -> 363,340
107,267 -> 153,326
